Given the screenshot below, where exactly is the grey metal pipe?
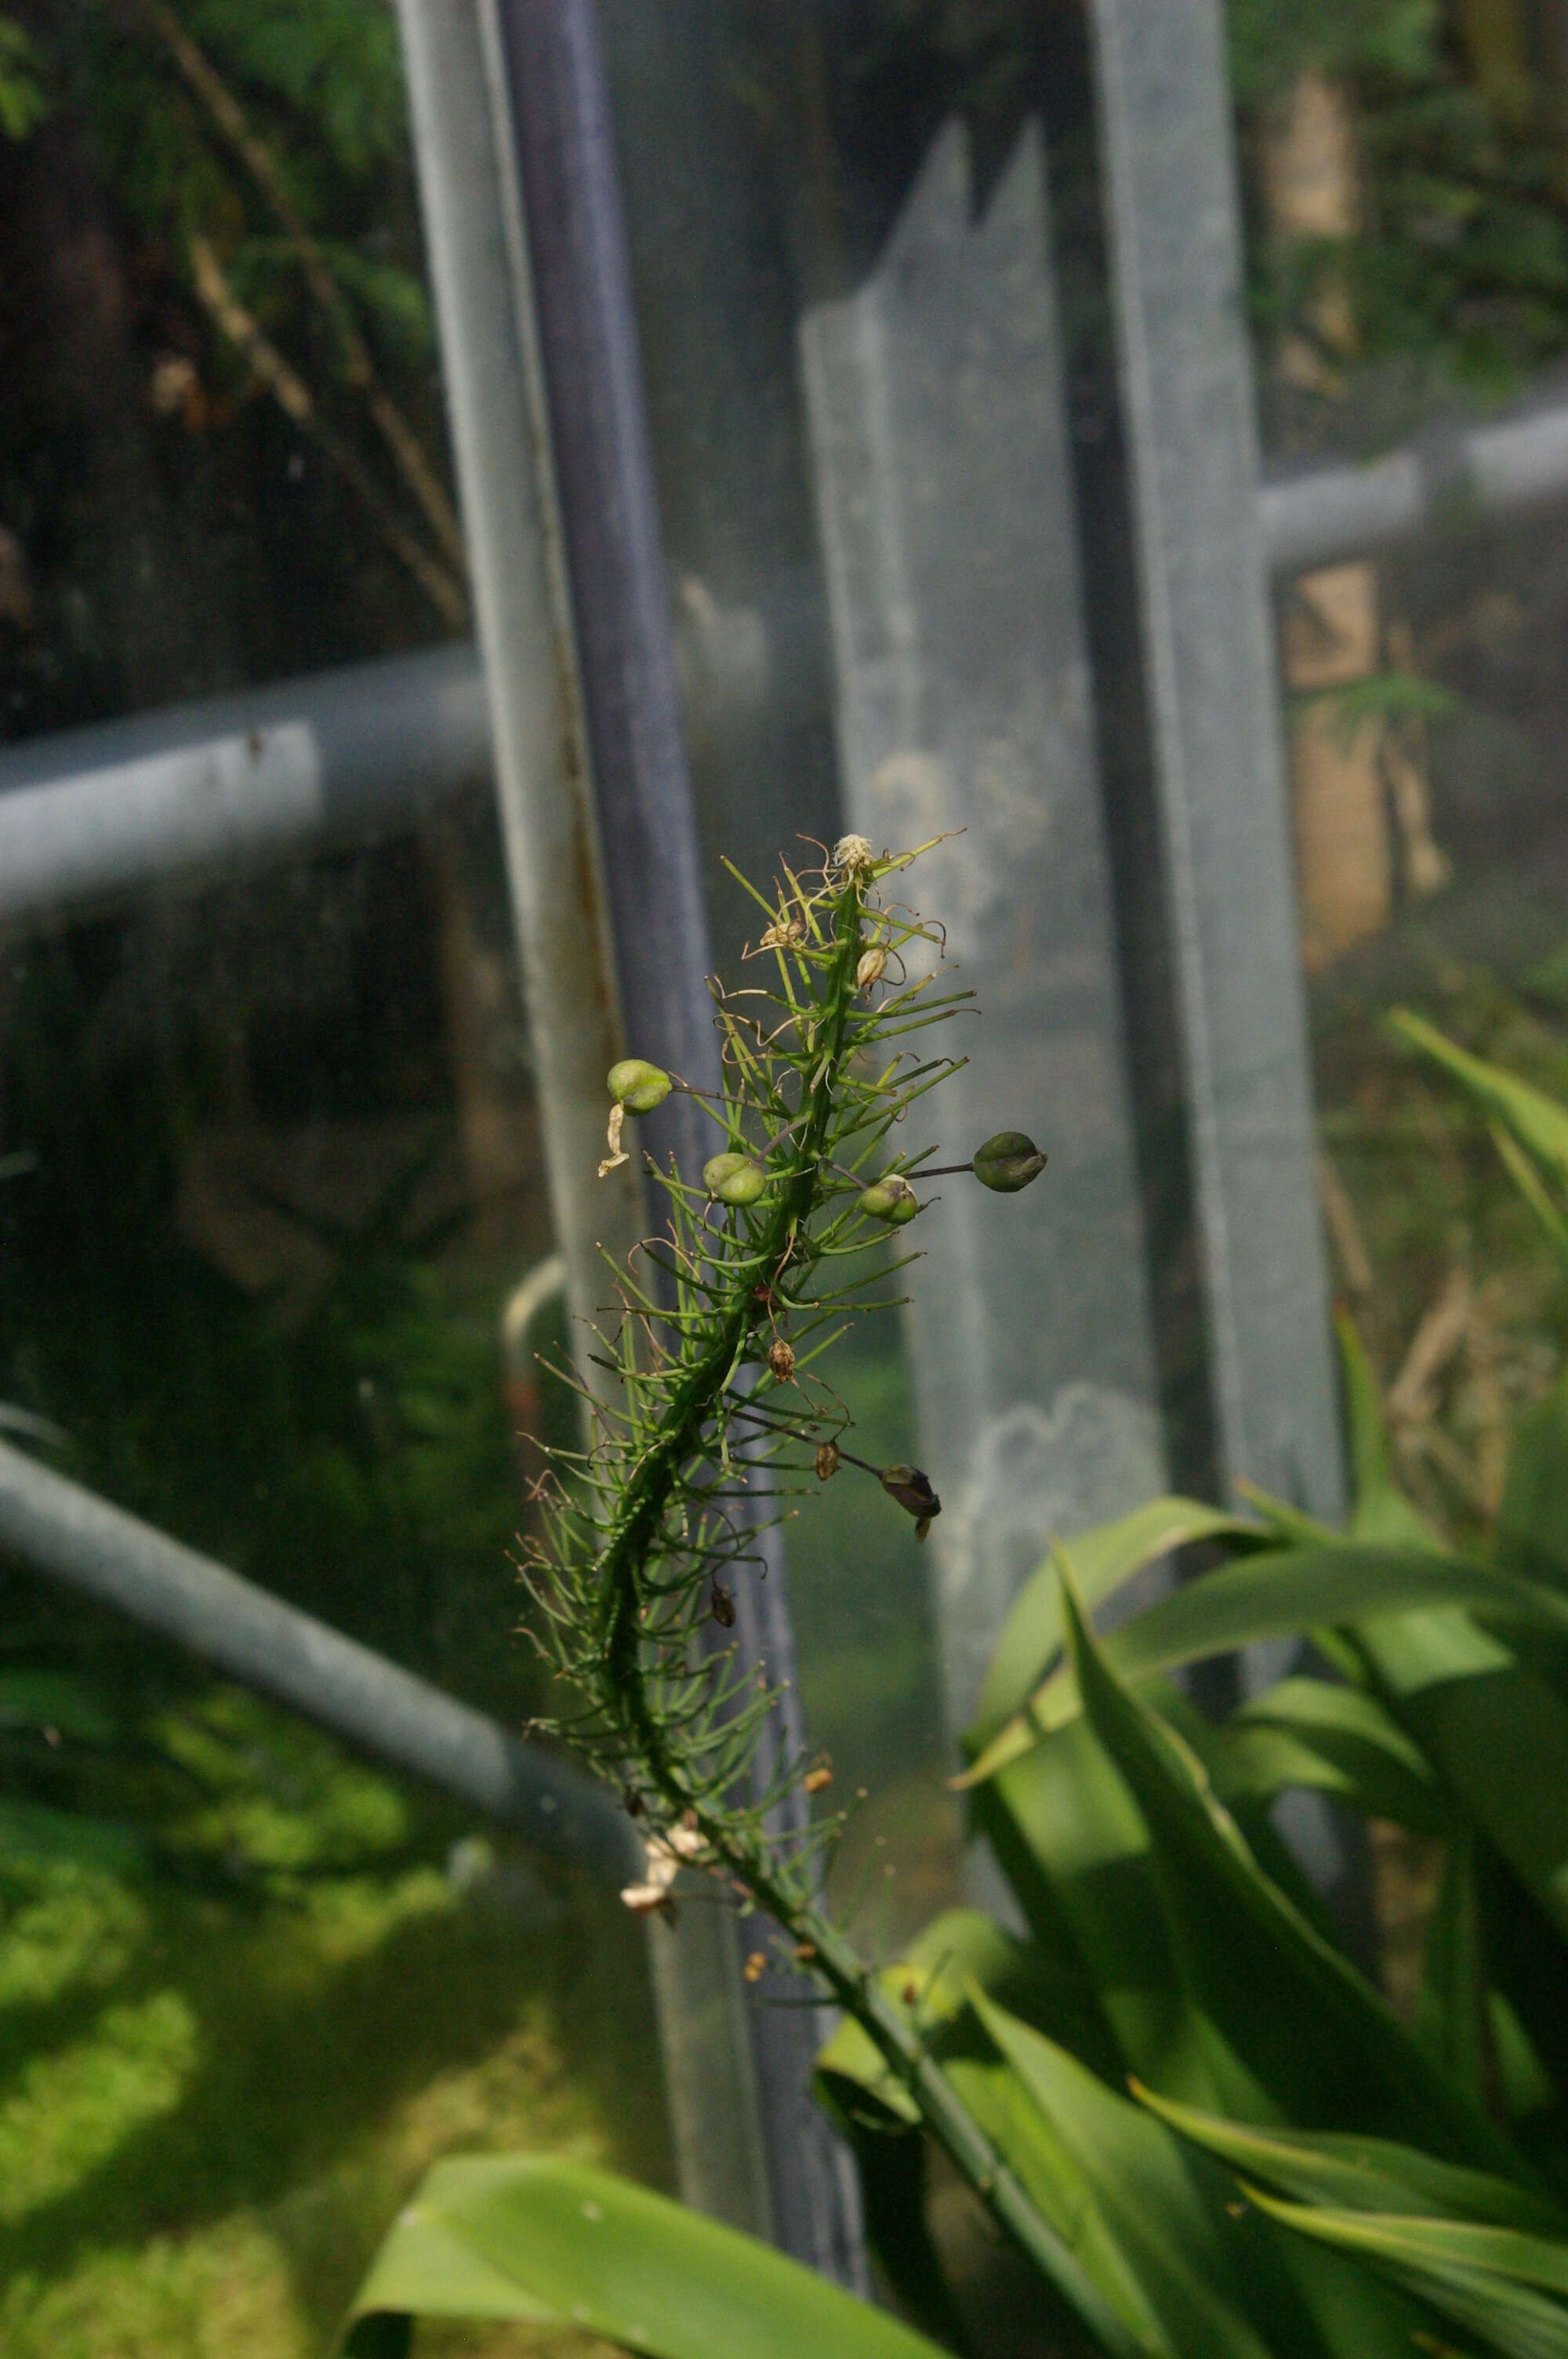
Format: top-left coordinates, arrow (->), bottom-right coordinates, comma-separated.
1260,386 -> 1568,576
0,1435 -> 641,1885
491,0 -> 867,2291
8,377 -> 1568,943
0,644 -> 490,929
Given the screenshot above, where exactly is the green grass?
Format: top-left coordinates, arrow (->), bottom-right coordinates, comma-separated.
0,1706 -> 670,2359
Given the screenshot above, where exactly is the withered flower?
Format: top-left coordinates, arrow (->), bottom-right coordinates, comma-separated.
881,1463 -> 940,1540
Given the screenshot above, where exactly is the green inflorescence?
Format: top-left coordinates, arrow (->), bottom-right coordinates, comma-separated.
520,840 -> 971,1909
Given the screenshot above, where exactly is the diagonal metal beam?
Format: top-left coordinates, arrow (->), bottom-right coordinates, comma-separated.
0,1434 -> 641,1884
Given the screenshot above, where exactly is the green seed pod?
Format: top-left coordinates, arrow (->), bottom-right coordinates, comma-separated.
702,1151 -> 767,1206
972,1130 -> 1047,1193
607,1058 -> 672,1114
858,1173 -> 919,1226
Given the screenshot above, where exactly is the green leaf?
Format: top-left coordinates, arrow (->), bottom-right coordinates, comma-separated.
1056,1558 -> 1518,2171
1338,1307 -> 1440,1547
338,2154 -> 952,2359
1110,1545 -> 1568,1680
1355,1608 -> 1568,1942
1415,1825 -> 1494,2109
1389,1009 -> 1568,1203
1499,1374 -> 1568,1596
1239,2188 -> 1568,2359
1134,2088 -> 1563,2234
970,1994 -> 1436,2359
1209,1677 -> 1450,1834
967,1994 -> 1273,2359
961,1540 -> 1568,1790
967,1499 -> 1261,1749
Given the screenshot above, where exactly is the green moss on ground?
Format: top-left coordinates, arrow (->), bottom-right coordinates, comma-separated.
0,1723 -> 669,2359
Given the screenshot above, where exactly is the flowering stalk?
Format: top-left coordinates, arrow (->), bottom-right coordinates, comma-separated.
519,841 -> 1121,2342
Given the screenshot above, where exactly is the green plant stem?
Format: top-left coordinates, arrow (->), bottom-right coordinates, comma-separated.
594,875 -> 863,1777
586,871 -> 1142,2350
734,1870 -> 1149,2359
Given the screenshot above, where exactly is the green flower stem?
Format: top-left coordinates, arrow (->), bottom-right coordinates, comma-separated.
583,863 -> 1133,2349
727,1866 -> 1148,2359
594,874 -> 864,1781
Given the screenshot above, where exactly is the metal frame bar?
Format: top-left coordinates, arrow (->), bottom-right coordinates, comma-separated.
1088,0 -> 1345,1538
482,0 -> 864,2284
7,373 -> 1568,936
0,1435 -> 640,1884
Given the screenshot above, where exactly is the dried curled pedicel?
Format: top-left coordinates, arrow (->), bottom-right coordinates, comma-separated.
606,1058 -> 672,1114
702,1150 -> 768,1206
858,1172 -> 919,1225
881,1463 -> 940,1541
973,1129 -> 1047,1193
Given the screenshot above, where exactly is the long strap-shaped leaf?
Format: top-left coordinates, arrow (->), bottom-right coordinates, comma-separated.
337,2153 -> 953,2359
1055,1562 -> 1527,2176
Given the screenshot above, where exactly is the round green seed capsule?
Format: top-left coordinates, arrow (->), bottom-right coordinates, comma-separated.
702,1151 -> 768,1206
607,1059 -> 672,1114
972,1130 -> 1047,1193
858,1174 -> 919,1225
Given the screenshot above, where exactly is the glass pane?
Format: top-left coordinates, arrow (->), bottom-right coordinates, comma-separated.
597,2 -> 1153,1944
1228,7 -> 1568,1983
0,10 -> 668,2350
1229,5 -> 1568,1524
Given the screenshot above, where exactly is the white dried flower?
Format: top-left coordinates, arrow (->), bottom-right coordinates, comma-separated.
619,1880 -> 673,1917
833,834 -> 875,874
855,945 -> 887,990
598,1099 -> 628,1179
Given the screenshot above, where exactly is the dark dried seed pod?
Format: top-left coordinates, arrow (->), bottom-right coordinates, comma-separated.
881,1463 -> 941,1528
710,1581 -> 736,1628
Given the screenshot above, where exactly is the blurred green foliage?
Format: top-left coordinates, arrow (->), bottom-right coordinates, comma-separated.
1230,0 -> 1568,409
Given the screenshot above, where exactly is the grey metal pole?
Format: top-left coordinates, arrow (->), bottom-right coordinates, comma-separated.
484,0 -> 866,2287
0,1437 -> 640,1884
394,0 -> 862,2278
1087,0 -> 1345,1536
0,645 -> 489,931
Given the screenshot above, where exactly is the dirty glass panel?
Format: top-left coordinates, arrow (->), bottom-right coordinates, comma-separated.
1227,4 -> 1568,1984
593,0 -> 1173,1956
1229,2 -> 1568,1536
0,11 -> 667,2353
